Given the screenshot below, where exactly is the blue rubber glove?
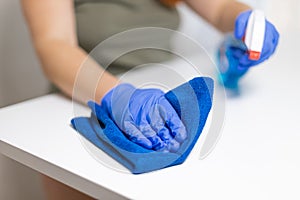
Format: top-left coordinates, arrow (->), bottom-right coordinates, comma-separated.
101,84 -> 187,152
233,10 -> 280,68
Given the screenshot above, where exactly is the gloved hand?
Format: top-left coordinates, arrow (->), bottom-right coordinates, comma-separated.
101,83 -> 187,153
233,10 -> 279,68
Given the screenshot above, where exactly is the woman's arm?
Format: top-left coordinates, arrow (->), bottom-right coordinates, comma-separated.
21,0 -> 119,104
183,0 -> 250,32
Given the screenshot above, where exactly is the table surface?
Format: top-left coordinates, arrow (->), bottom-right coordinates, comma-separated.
1,33 -> 300,199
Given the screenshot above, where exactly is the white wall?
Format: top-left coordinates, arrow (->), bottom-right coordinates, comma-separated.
0,0 -> 50,108
0,0 -> 49,199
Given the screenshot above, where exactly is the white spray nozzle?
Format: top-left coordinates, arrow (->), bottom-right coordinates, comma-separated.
244,10 -> 266,60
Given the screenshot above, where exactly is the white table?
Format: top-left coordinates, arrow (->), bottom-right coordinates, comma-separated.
1,33 -> 300,199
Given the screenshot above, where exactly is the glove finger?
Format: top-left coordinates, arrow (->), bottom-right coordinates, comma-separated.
238,53 -> 255,67
158,98 -> 187,143
238,54 -> 262,68
230,46 -> 247,59
149,106 -> 180,152
232,25 -> 274,68
152,125 -> 180,153
234,10 -> 252,39
166,138 -> 180,153
238,40 -> 273,68
148,103 -> 172,139
138,123 -> 165,151
166,116 -> 187,143
123,121 -> 152,149
269,22 -> 280,55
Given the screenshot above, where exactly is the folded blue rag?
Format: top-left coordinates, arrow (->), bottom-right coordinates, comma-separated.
71,77 -> 214,174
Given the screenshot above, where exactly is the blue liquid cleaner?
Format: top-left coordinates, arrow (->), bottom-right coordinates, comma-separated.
216,34 -> 249,90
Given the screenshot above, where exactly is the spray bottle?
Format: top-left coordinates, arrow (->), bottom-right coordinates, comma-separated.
217,10 -> 266,89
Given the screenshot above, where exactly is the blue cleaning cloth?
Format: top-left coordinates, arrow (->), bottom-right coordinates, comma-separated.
71,77 -> 214,174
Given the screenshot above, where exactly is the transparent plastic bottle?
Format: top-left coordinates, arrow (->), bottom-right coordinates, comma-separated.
216,34 -> 249,89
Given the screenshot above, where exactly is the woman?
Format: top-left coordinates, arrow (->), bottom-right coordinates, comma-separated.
21,0 -> 278,199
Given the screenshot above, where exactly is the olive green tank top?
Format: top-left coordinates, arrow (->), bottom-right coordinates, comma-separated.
74,0 -> 180,74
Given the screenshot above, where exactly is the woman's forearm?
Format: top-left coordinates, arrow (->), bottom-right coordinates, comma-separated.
35,39 -> 119,104
21,0 -> 119,104
214,1 -> 250,32
184,0 -> 251,33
